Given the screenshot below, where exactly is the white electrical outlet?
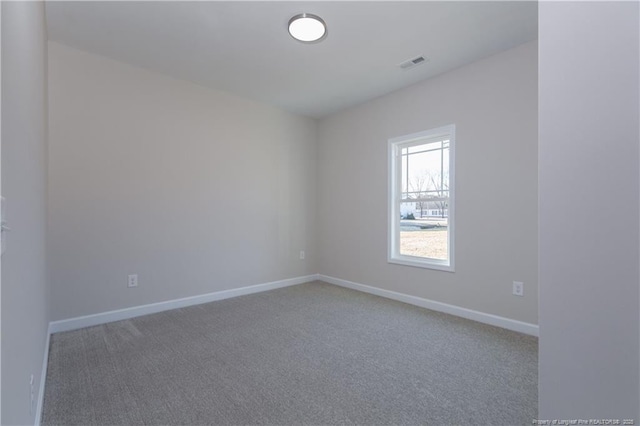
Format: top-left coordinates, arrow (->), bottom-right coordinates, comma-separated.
128,274 -> 138,288
513,281 -> 524,297
299,250 -> 305,260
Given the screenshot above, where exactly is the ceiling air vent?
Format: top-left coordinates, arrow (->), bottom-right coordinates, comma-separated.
399,55 -> 428,70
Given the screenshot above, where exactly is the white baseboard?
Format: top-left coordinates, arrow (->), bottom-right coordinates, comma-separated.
35,323 -> 51,426
319,274 -> 539,337
48,272 -> 537,336
49,274 -> 319,334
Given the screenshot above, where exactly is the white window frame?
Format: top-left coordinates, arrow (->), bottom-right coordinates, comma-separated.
388,124 -> 456,272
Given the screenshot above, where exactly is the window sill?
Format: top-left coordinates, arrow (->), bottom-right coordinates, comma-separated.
388,255 -> 455,272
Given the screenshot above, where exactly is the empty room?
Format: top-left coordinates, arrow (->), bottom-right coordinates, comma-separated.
2,1 -> 639,425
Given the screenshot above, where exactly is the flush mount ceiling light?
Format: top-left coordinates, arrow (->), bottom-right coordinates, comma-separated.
288,13 -> 327,43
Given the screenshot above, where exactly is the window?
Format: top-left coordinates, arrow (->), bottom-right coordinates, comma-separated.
388,125 -> 455,271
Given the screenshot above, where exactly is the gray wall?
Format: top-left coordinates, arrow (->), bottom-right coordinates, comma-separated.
1,1 -> 50,424
317,41 -> 538,325
48,42 -> 317,321
539,1 -> 639,419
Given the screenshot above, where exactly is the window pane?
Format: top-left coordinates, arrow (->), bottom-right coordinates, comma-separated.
406,150 -> 439,198
399,200 -> 448,260
407,140 -> 441,154
401,141 -> 449,201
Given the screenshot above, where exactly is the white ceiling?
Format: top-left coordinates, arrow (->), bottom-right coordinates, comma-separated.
45,1 -> 538,118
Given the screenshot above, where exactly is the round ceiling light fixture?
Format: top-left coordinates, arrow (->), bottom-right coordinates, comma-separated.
288,13 -> 327,43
